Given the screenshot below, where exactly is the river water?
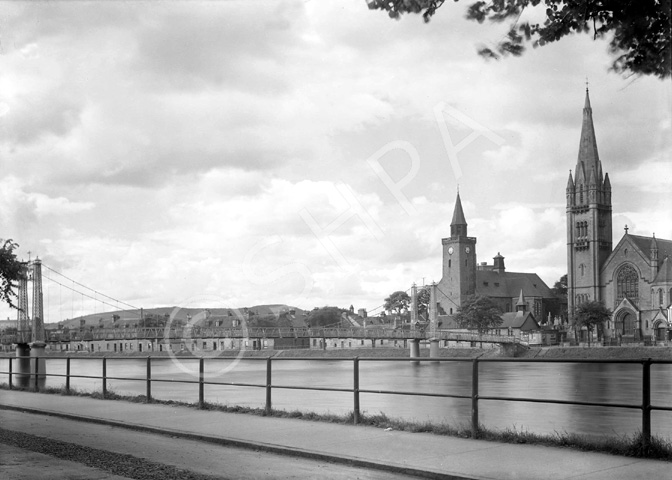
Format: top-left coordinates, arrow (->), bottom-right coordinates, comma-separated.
2,356 -> 671,440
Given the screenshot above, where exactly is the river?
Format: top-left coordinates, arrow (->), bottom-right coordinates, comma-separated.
2,356 -> 671,440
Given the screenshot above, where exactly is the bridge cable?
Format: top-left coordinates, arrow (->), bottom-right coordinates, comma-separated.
42,264 -> 140,312
42,273 -> 141,318
366,283 -> 419,316
434,284 -> 461,309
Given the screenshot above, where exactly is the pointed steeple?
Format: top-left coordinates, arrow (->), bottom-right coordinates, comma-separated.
450,192 -> 467,237
516,290 -> 526,312
566,170 -> 574,191
575,88 -> 601,179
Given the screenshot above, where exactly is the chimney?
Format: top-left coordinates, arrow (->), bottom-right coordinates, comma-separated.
493,253 -> 505,274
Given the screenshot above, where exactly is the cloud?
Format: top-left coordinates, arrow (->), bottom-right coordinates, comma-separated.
131,3 -> 306,92
0,1 -> 669,323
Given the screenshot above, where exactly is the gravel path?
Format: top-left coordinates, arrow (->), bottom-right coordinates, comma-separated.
0,428 -> 226,480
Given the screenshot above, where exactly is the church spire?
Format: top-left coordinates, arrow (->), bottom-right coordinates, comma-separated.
576,88 -> 601,179
450,192 -> 467,237
516,290 -> 526,312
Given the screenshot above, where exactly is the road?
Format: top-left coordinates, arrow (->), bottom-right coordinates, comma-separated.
0,410 -> 422,480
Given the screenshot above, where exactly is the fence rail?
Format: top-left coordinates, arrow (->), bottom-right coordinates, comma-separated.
2,355 -> 671,447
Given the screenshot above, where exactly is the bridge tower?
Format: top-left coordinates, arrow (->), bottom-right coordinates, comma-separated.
14,258 -> 47,387
31,259 -> 45,343
29,259 -> 47,383
15,262 -> 31,385
16,262 -> 30,343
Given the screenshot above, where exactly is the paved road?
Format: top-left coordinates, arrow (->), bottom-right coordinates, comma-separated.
1,390 -> 670,480
0,409 -> 420,480
3,444 -> 130,480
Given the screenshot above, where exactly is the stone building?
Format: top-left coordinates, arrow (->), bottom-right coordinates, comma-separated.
566,89 -> 671,342
435,193 -> 556,320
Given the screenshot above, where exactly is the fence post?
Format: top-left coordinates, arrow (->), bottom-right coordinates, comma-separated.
353,357 -> 360,425
65,357 -> 71,394
642,358 -> 652,448
146,357 -> 152,403
198,357 -> 205,408
265,357 -> 272,415
471,358 -> 479,438
33,356 -> 39,391
102,357 -> 107,397
8,357 -> 12,390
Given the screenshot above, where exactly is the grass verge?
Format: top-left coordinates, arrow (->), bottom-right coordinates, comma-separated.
1,382 -> 670,461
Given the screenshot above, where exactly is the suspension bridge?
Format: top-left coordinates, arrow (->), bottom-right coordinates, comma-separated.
2,258 -> 524,365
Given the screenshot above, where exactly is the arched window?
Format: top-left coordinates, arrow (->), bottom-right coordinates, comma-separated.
659,289 -> 664,306
616,264 -> 639,306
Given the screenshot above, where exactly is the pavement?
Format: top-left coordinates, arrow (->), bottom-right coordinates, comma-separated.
0,389 -> 669,480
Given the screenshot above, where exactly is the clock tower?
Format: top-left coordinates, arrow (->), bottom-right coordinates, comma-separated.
437,192 -> 477,314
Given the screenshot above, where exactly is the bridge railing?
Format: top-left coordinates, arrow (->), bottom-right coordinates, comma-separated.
1,355 -> 670,448
32,327 -> 520,344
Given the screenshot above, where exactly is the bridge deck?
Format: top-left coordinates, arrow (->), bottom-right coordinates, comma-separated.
2,327 -> 518,345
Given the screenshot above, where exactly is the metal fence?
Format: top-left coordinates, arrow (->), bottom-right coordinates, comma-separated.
2,355 -> 671,447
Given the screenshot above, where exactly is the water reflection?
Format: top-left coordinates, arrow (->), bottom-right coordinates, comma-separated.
1,357 -> 670,439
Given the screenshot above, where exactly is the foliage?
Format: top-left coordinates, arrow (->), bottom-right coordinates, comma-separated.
575,300 -> 611,344
384,290 -> 411,315
306,306 -> 347,328
552,273 -> 567,297
0,239 -> 23,309
454,294 -> 503,334
367,0 -> 671,78
544,273 -> 568,324
416,287 -> 431,319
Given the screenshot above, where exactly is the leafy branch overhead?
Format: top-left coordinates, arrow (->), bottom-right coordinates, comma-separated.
367,0 -> 671,78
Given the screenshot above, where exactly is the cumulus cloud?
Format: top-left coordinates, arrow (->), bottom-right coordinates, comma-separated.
0,1 -> 669,322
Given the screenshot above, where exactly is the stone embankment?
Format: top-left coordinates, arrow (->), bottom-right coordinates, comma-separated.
3,346 -> 670,360
518,346 -> 672,360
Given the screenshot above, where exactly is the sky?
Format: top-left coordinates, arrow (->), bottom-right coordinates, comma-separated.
1,1 -> 670,323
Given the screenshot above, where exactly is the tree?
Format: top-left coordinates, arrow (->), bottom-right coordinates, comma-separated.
306,306 -> 347,328
417,287 -> 431,319
575,300 -> 611,346
546,273 -> 568,324
0,239 -> 22,309
367,0 -> 671,79
384,290 -> 411,316
552,274 -> 568,297
454,295 -> 503,335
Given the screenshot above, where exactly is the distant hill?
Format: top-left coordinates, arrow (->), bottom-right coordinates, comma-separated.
45,304 -> 309,330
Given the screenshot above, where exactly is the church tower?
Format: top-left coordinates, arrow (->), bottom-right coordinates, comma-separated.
438,192 -> 477,314
566,89 -> 612,321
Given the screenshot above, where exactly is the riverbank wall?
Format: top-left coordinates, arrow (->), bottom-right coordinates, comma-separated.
2,345 -> 671,360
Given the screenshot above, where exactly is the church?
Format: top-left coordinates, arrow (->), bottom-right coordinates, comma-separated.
435,192 -> 556,321
435,89 -> 671,343
566,89 -> 672,342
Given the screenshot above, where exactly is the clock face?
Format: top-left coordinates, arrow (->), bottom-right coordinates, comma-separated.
465,247 -> 471,253
448,247 -> 454,255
